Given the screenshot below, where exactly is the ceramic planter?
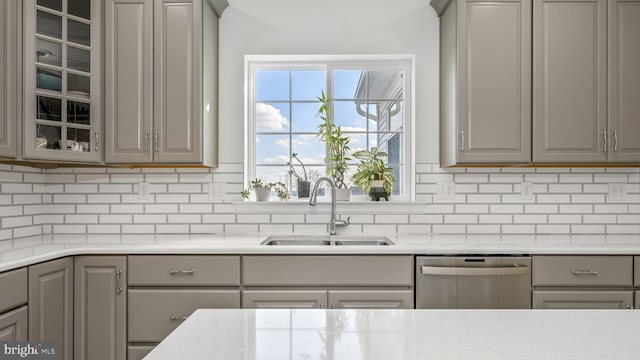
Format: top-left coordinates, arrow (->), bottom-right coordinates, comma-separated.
254,187 -> 271,201
368,180 -> 389,201
336,188 -> 351,201
297,181 -> 311,199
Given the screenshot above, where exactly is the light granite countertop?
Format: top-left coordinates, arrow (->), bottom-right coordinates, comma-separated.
1,233 -> 639,272
145,308 -> 640,360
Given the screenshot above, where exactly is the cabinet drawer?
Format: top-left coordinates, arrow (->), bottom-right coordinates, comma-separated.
532,290 -> 634,309
635,256 -> 639,287
128,345 -> 154,360
128,289 -> 240,342
243,255 -> 413,286
0,268 -> 27,313
532,256 -> 632,286
128,255 -> 240,286
328,290 -> 414,309
0,306 -> 28,341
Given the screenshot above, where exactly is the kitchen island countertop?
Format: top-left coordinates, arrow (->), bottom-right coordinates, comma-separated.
145,308 -> 640,360
1,232 -> 640,272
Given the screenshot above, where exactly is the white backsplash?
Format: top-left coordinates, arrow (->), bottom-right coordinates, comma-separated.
0,163 -> 638,240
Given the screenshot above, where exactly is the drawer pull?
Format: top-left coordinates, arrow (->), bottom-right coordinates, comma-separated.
169,268 -> 195,275
626,305 -> 634,309
571,269 -> 598,275
169,314 -> 188,321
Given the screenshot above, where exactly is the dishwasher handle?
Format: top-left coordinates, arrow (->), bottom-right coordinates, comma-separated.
420,265 -> 530,276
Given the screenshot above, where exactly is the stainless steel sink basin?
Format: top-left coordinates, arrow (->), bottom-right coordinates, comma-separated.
261,235 -> 331,246
261,235 -> 394,246
333,236 -> 394,246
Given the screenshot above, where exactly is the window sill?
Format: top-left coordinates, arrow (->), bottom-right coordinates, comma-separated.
233,200 -> 426,214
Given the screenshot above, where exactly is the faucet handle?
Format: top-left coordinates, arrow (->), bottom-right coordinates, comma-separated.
336,216 -> 350,228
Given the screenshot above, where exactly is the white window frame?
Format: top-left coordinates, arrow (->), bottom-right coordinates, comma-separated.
244,54 -> 415,202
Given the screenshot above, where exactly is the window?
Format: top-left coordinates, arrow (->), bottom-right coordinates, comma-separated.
246,56 -> 412,201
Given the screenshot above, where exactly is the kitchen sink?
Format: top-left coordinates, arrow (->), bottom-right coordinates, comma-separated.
260,235 -> 394,246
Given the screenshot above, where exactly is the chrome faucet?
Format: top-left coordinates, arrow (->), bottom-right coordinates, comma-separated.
309,177 -> 350,235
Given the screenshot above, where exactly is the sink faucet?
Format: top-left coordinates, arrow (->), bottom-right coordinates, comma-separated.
309,177 -> 350,235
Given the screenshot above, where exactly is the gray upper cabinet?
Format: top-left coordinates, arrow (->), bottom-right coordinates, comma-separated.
608,0 -> 640,162
29,258 -> 73,360
105,0 -> 218,166
533,0 -> 607,163
74,256 -> 126,360
0,0 -> 20,159
23,0 -> 103,163
440,0 -> 532,166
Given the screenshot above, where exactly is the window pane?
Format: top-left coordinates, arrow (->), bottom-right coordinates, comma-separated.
36,124 -> 61,149
68,0 -> 91,20
67,101 -> 90,125
66,127 -> 91,152
37,96 -> 62,121
67,19 -> 90,46
255,103 -> 289,132
67,73 -> 90,97
291,134 -> 325,165
256,134 -> 289,165
37,11 -> 62,39
291,70 -> 325,101
36,67 -> 62,92
368,69 -> 404,99
385,100 -> 403,131
333,70 -> 364,99
332,100 -> 366,130
36,39 -> 62,67
367,133 -> 379,150
67,46 -> 90,72
255,166 -> 289,185
37,0 -> 62,11
291,102 -> 320,132
345,133 -> 366,156
255,70 -> 288,101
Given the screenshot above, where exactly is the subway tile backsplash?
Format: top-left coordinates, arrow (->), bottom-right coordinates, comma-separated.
0,163 -> 638,240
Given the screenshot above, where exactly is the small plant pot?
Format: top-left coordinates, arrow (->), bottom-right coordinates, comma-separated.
368,180 -> 389,201
335,188 -> 351,202
297,181 -> 311,199
254,187 -> 271,201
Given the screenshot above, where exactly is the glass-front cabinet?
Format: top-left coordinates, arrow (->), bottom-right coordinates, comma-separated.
23,0 -> 101,162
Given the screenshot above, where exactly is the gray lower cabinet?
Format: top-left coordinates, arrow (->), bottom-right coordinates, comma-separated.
128,289 -> 240,342
635,256 -> 639,287
533,290 -> 634,309
127,255 -> 241,354
532,255 -> 635,309
328,290 -> 414,309
74,256 -> 127,360
636,291 -> 639,309
0,306 -> 28,341
243,290 -> 328,309
0,268 -> 27,314
28,258 -> 73,360
242,255 -> 414,309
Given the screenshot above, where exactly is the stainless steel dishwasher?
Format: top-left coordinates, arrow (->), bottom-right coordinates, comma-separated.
416,256 -> 532,308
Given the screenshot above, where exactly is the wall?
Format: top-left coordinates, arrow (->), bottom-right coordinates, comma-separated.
0,164 -> 46,240
1,1 -> 638,240
36,164 -> 639,235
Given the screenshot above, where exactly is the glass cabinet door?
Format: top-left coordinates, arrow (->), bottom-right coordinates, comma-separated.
23,0 -> 101,162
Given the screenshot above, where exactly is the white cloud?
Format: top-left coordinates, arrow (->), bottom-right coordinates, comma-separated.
256,103 -> 288,131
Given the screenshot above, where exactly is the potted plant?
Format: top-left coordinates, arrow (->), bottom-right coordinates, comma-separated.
316,91 -> 351,201
352,147 -> 396,201
287,153 -> 310,198
241,179 -> 289,201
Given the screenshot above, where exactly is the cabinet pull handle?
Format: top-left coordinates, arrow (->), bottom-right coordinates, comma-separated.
626,305 -> 634,309
169,268 -> 195,275
459,130 -> 465,152
611,131 -> 618,152
154,130 -> 159,152
94,131 -> 100,152
116,269 -> 123,295
570,269 -> 598,275
600,131 -> 607,152
319,304 -> 325,309
169,314 -> 188,321
144,130 -> 149,152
